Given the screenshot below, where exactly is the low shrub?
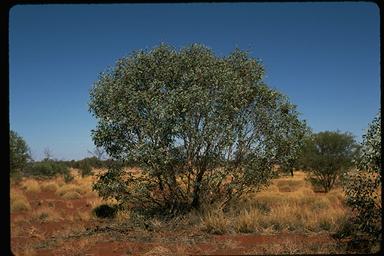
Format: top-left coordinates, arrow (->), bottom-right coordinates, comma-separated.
26,160 -> 70,178
92,204 -> 118,218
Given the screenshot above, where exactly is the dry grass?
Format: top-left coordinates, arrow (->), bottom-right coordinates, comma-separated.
41,181 -> 59,192
201,208 -> 229,234
32,207 -> 63,222
55,184 -> 88,197
13,245 -> 37,256
144,246 -> 172,255
61,191 -> 82,200
11,189 -> 31,212
199,171 -> 348,235
21,179 -> 41,193
75,210 -> 92,222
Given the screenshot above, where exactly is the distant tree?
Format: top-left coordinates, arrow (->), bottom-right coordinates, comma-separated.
89,44 -> 307,214
341,112 -> 381,252
43,147 -> 53,161
10,130 -> 31,176
88,147 -> 107,160
300,131 -> 357,192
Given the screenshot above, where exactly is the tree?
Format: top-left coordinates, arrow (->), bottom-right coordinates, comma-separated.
300,131 -> 357,192
10,130 -> 31,176
88,147 -> 107,160
43,147 -> 53,161
341,112 -> 381,252
89,44 -> 307,214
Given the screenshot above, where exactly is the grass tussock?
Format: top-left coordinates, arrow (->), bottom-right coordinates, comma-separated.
61,191 -> 82,200
32,207 -> 63,222
201,208 -> 229,234
198,171 -> 348,235
41,181 -> 59,192
55,184 -> 88,197
11,190 -> 31,212
22,179 -> 41,193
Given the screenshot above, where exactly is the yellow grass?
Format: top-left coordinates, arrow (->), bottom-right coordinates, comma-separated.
22,179 -> 41,193
32,207 -> 63,222
55,184 -> 88,197
205,170 -> 349,234
11,189 -> 31,212
41,181 -> 59,192
201,208 -> 229,234
61,191 -> 82,200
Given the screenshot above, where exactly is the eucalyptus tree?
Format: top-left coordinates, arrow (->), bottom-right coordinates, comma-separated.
89,44 -> 307,214
342,112 -> 381,252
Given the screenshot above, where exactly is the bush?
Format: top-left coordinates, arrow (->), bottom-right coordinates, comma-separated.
10,130 -> 31,176
299,131 -> 357,192
90,44 -> 307,215
341,112 -> 381,253
26,160 -> 70,178
78,161 -> 92,177
92,204 -> 118,219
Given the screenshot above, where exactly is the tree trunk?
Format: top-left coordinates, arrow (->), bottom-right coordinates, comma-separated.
191,170 -> 204,209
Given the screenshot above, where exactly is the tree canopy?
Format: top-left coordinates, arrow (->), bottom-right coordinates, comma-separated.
89,44 -> 307,213
342,111 -> 381,252
299,131 -> 357,192
10,130 -> 31,176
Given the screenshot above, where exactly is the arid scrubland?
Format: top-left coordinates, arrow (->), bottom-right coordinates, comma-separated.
11,168 -> 356,255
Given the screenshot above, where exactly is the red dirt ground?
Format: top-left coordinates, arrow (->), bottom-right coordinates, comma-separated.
11,184 -> 340,255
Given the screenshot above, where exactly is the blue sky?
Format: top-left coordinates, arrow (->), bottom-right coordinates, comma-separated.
9,3 -> 380,160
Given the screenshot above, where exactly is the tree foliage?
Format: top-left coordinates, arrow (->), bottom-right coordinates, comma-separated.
299,131 -> 357,192
341,111 -> 381,252
89,44 -> 307,214
10,130 -> 31,176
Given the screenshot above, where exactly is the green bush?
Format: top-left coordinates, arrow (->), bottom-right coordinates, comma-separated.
92,204 -> 118,219
10,130 -> 31,177
341,112 -> 381,253
299,131 -> 357,192
26,160 -> 69,178
78,161 -> 92,177
89,43 -> 307,215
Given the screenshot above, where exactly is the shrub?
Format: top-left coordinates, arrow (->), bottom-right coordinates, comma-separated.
341,112 -> 381,253
92,204 -> 118,218
78,160 -> 92,177
10,130 -> 31,177
90,44 -> 307,215
299,131 -> 358,192
63,172 -> 74,183
26,160 -> 70,178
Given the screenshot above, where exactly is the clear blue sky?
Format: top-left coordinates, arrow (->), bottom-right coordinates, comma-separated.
9,3 -> 380,161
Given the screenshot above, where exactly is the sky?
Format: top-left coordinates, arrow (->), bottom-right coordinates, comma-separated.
9,3 -> 380,161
